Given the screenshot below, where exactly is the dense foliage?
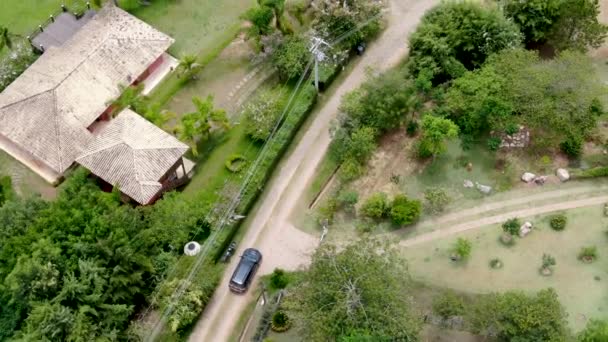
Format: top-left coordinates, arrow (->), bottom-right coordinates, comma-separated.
441,49 -> 604,152
408,2 -> 522,84
390,195 -> 421,226
417,115 -> 459,158
360,192 -> 389,220
290,239 -> 420,341
501,0 -> 608,52
178,96 -> 229,155
432,291 -> 465,319
272,34 -> 312,80
468,288 -> 569,341
243,87 -> 287,141
578,319 -> 608,342
0,170 -> 212,340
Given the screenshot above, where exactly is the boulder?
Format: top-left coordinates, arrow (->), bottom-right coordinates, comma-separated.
475,182 -> 492,194
521,172 -> 536,183
519,221 -> 533,237
556,168 -> 570,182
534,175 -> 547,185
463,179 -> 474,188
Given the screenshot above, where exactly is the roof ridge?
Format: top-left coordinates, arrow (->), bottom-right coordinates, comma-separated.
0,88 -> 56,111
51,89 -> 63,171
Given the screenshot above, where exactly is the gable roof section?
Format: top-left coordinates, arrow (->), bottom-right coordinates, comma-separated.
0,4 -> 174,174
76,109 -> 189,204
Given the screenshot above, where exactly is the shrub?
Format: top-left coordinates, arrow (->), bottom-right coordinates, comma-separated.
337,190 -> 358,213
338,158 -> 364,181
158,278 -> 213,333
269,268 -> 289,290
318,197 -> 338,223
225,154 -> 247,173
502,218 -> 520,236
578,319 -> 608,342
432,291 -> 465,319
271,311 -> 291,332
272,34 -> 311,80
406,120 -> 419,136
560,134 -> 583,158
571,166 -> 608,179
487,137 -> 502,151
538,155 -> 552,172
243,88 -> 285,142
360,192 -> 389,220
390,195 -> 422,226
489,258 -> 503,269
424,187 -> 451,214
549,214 -> 567,231
540,253 -> 556,275
416,139 -> 434,159
451,238 -> 472,261
578,246 -> 598,263
355,219 -> 374,234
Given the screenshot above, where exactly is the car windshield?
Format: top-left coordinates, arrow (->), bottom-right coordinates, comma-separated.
232,259 -> 254,286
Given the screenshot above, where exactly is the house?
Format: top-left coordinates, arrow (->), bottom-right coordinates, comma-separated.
0,4 -> 189,204
77,110 -> 194,205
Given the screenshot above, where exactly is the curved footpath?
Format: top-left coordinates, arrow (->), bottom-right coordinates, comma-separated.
187,0 -> 439,341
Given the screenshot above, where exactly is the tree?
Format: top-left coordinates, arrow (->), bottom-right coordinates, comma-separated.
259,0 -> 286,33
360,192 -> 388,220
269,268 -> 289,290
417,115 -> 459,159
408,2 -> 522,84
177,54 -> 202,80
0,26 -> 12,51
502,218 -> 521,236
243,88 -> 285,141
111,83 -> 147,115
178,96 -> 229,155
501,0 -> 608,52
468,289 -> 569,341
243,6 -> 274,37
451,238 -> 472,261
578,319 -> 608,342
291,239 -> 420,341
272,34 -> 311,80
390,195 -> 421,226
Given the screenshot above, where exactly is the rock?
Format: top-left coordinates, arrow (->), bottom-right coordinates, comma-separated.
475,182 -> 492,194
521,172 -> 536,183
534,175 -> 547,185
556,168 -> 570,182
519,221 -> 533,237
463,180 -> 474,188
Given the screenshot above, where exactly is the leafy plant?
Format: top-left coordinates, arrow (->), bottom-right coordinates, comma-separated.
390,195 -> 422,226
578,246 -> 598,263
360,193 -> 389,220
578,319 -> 608,342
424,187 -> 451,214
417,115 -> 459,158
502,218 -> 521,236
487,137 -> 502,151
271,311 -> 291,332
337,190 -> 359,213
178,96 -> 229,155
432,291 -> 465,319
489,258 -> 503,269
406,120 -> 419,136
243,88 -> 285,142
560,134 -> 583,158
269,268 -> 289,290
225,154 -> 247,173
272,34 -> 311,80
451,238 -> 472,261
540,253 -> 556,275
549,214 -> 567,231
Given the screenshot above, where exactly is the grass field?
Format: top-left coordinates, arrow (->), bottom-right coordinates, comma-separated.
0,0 -> 87,35
132,0 -> 254,56
401,205 -> 608,332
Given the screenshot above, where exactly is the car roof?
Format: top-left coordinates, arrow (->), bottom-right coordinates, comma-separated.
243,248 -> 261,261
231,258 -> 255,285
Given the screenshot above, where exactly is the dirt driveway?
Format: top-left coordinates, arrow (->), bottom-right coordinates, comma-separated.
186,1 -> 439,341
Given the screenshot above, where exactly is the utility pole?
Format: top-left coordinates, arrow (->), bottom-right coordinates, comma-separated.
309,36 -> 331,91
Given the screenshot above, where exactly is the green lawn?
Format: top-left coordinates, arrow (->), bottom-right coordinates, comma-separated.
0,1 -> 88,35
131,0 -> 255,56
401,205 -> 608,332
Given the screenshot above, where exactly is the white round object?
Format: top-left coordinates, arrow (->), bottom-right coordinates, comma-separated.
184,241 -> 201,256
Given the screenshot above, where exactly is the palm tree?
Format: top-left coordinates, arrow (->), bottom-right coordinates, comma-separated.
0,26 -> 12,52
178,96 -> 229,155
176,54 -> 202,80
259,0 -> 286,33
111,84 -> 147,116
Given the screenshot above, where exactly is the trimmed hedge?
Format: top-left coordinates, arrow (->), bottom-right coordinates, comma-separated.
225,154 -> 247,172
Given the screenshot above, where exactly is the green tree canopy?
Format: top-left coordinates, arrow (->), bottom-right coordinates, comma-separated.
291,238 -> 420,341
408,2 -> 522,84
501,0 -> 608,52
243,87 -> 286,142
578,319 -> 608,342
272,34 -> 311,80
179,95 -> 229,155
417,115 -> 459,158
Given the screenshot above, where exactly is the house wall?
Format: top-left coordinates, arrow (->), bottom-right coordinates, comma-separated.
0,133 -> 63,185
134,54 -> 165,85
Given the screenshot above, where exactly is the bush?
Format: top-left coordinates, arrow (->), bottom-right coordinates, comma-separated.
243,88 -> 286,142
502,218 -> 520,236
390,195 -> 422,226
337,190 -> 358,213
432,291 -> 465,319
489,258 -> 503,269
560,134 -> 583,158
269,268 -> 289,290
272,34 -> 311,80
540,253 -> 556,275
451,238 -> 472,261
271,311 -> 291,332
424,187 -> 451,214
487,137 -> 502,151
572,166 -> 608,179
549,214 -> 567,231
406,120 -> 419,136
578,246 -> 598,263
355,219 -> 374,234
338,158 -> 364,181
225,154 -> 247,173
416,139 -> 434,159
360,192 -> 389,220
578,319 -> 608,342
318,197 -> 338,223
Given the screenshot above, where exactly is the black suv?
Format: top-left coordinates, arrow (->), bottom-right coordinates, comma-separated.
229,248 -> 262,293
